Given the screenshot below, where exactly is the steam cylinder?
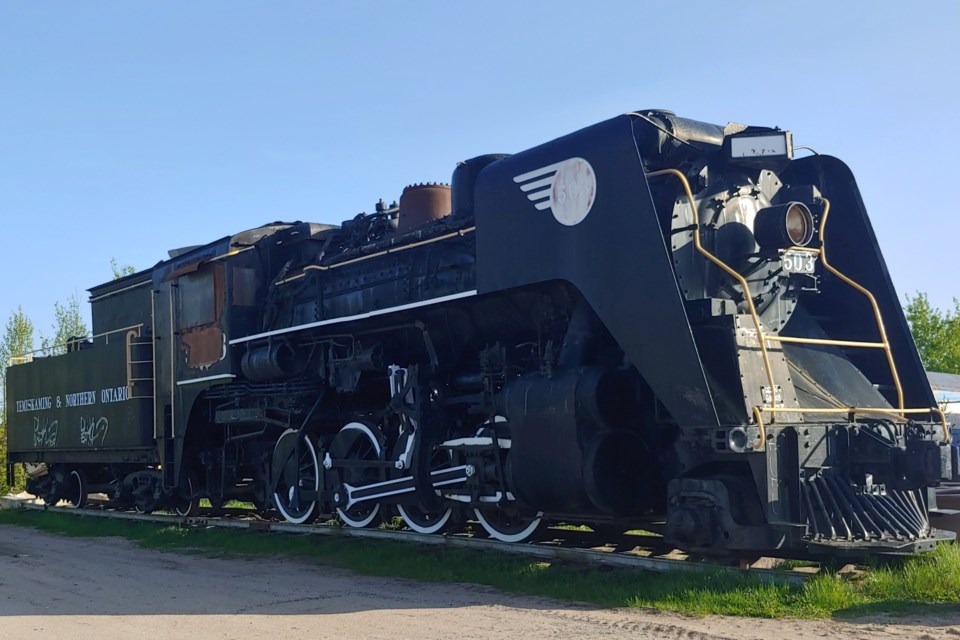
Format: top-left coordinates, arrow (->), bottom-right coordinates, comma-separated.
499,368 -> 656,515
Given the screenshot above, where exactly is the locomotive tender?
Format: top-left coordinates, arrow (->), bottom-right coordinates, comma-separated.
6,109 -> 955,556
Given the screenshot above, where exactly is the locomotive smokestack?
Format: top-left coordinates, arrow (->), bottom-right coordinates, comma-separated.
397,183 -> 452,234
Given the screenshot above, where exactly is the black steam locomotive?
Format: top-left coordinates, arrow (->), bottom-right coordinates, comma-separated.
6,110 -> 955,556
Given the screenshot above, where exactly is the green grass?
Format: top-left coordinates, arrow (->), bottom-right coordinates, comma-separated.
552,522 -> 593,532
197,499 -> 256,509
550,523 -> 658,536
0,508 -> 956,619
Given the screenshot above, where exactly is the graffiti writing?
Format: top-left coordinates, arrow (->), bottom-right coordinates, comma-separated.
32,417 -> 59,448
79,416 -> 109,447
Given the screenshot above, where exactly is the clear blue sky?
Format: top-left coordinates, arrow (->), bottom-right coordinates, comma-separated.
1,1 -> 957,341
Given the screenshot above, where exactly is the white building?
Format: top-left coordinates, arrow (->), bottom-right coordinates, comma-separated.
928,371 -> 960,443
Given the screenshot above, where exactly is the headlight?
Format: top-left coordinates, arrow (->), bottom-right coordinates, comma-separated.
754,201 -> 815,249
784,203 -> 814,246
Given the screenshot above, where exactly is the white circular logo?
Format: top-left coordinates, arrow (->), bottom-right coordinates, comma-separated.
550,157 -> 596,226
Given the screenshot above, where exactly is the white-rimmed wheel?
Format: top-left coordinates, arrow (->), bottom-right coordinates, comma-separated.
472,415 -> 543,542
272,429 -> 320,524
67,469 -> 87,509
398,503 -> 454,534
330,422 -> 382,528
394,433 -> 455,534
474,504 -> 544,542
173,471 -> 200,517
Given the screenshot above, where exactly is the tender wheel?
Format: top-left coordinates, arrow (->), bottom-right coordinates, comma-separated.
39,467 -> 66,506
394,434 -> 454,534
330,422 -> 382,528
134,496 -> 158,514
130,471 -> 161,514
474,503 -> 544,543
67,469 -> 87,508
272,429 -> 320,524
173,472 -> 200,517
41,484 -> 60,506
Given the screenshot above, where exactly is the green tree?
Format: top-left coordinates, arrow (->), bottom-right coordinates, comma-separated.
904,292 -> 960,374
110,257 -> 136,280
0,306 -> 36,494
0,305 -> 36,411
40,293 -> 90,357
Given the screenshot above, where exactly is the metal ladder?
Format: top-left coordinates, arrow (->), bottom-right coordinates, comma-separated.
125,329 -> 154,399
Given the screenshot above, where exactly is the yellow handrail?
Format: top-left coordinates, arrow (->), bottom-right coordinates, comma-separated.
645,169 -> 778,405
814,199 -> 905,412
646,171 -> 947,448
758,199 -> 904,411
772,335 -> 885,349
933,408 -> 952,443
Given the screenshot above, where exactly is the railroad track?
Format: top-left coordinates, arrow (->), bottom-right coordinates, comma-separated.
0,495 -> 810,584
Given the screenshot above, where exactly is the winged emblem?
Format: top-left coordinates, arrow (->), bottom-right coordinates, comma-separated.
512,157 -> 596,226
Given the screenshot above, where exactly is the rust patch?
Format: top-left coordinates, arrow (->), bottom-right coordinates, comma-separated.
177,262 -> 229,369
180,325 -> 225,369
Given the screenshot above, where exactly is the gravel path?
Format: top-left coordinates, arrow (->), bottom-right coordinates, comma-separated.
0,524 -> 957,639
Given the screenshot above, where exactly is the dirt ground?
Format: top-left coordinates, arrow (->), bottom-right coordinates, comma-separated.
0,525 -> 957,639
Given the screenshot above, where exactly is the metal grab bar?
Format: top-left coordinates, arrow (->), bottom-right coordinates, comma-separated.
645,169 -> 779,403
772,335 -> 886,349
760,199 -> 904,412
812,199 -> 905,412
646,170 -> 948,448
10,323 -> 144,360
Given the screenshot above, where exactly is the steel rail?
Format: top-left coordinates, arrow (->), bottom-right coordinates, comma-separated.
0,496 -> 806,584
